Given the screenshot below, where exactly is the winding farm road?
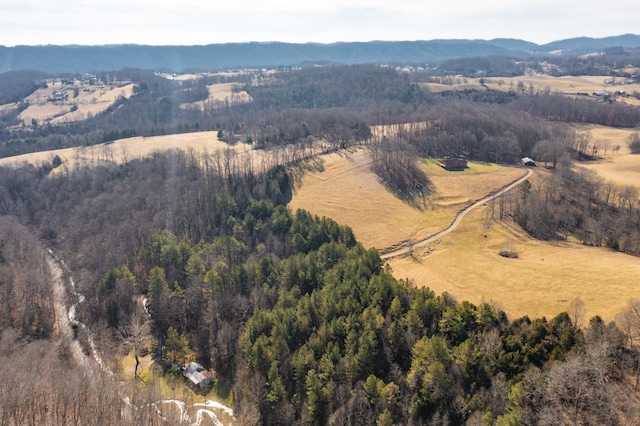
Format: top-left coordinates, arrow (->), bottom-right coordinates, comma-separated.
380,167 -> 533,260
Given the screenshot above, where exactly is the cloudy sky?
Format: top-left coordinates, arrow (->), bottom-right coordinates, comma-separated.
1,0 -> 638,46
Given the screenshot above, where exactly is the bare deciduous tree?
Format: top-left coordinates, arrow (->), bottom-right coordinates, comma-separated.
119,310 -> 152,379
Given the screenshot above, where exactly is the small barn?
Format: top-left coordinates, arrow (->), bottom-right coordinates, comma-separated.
438,158 -> 467,170
521,157 -> 536,166
182,362 -> 214,388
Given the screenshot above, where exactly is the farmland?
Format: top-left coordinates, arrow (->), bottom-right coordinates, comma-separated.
289,136 -> 640,322
426,74 -> 640,105
3,55 -> 640,423
16,80 -> 135,126
3,116 -> 639,323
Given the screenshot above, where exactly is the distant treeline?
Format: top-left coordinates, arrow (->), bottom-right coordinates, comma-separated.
3,65 -> 640,165
2,35 -> 640,74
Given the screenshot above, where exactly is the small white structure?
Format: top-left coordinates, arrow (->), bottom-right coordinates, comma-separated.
521,157 -> 536,166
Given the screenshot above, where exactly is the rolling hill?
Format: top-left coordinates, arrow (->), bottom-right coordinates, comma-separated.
1,34 -> 639,73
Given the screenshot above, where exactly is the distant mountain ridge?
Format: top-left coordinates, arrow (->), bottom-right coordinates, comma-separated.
1,34 -> 639,74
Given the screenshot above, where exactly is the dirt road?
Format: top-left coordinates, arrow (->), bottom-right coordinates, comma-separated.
380,168 -> 533,259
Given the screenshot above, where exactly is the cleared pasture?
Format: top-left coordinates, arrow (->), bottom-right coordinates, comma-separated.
19,82 -> 134,126
425,75 -> 640,105
180,82 -> 252,110
386,206 -> 640,323
0,132 -> 254,170
578,152 -> 640,189
0,131 -> 325,182
566,123 -> 640,188
288,149 -> 525,252
18,81 -> 135,126
289,147 -> 640,322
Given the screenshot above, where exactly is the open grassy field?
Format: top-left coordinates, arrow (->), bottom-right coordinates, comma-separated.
0,131 -> 255,171
288,148 -> 525,251
17,81 -> 135,126
578,151 -> 640,188
570,122 -> 639,154
289,146 -> 640,322
567,123 -> 640,189
180,82 -> 252,110
425,75 -> 640,105
386,206 -> 640,323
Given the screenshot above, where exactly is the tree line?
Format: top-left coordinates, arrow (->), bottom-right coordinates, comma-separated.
504,163 -> 640,256
3,64 -> 640,166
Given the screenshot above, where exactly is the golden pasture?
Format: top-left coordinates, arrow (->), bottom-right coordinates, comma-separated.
426,75 -> 640,105
0,132 -> 256,171
288,149 -> 525,251
566,123 -> 640,190
180,82 -> 252,110
18,81 -> 135,126
289,147 -> 640,322
386,207 -> 640,323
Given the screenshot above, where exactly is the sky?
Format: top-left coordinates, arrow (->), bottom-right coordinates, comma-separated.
1,0 -> 639,47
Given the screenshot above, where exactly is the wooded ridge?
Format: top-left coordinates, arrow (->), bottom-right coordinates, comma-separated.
1,34 -> 640,73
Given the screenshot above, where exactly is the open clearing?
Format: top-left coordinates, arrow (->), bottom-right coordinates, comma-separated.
567,123 -> 640,189
180,82 -> 252,110
17,81 -> 135,126
386,206 -> 640,323
578,152 -> 640,189
0,132 -> 256,171
425,75 -> 640,105
288,148 -> 525,251
289,146 -> 640,322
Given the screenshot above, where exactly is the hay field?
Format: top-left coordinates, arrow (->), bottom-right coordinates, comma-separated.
180,82 -> 252,110
0,132 -> 255,171
288,148 -> 525,252
386,206 -> 640,323
0,131 -> 325,181
18,81 -> 135,126
568,123 -> 640,188
570,122 -> 638,153
579,154 -> 640,189
289,147 -> 640,322
425,75 -> 640,105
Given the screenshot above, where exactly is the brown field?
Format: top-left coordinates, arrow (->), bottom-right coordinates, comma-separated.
565,123 -> 640,189
289,146 -> 640,322
0,131 -> 327,181
425,75 -> 640,105
386,205 -> 640,323
288,148 -> 525,252
578,154 -> 640,188
0,132 -> 255,171
570,123 -> 639,154
18,81 -> 135,126
180,82 -> 252,110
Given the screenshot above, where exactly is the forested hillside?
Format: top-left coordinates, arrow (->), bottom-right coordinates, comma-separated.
2,58 -> 640,424
1,151 -> 637,424
1,35 -> 640,73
